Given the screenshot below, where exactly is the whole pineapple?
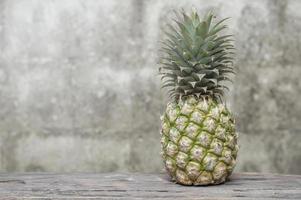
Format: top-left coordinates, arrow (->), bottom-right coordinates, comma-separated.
159,10 -> 238,185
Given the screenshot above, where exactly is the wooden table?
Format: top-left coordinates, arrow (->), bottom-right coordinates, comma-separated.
0,173 -> 300,199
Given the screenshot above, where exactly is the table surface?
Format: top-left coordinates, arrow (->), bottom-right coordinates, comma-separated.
0,172 -> 300,199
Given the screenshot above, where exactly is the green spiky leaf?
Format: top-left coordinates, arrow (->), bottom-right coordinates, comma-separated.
159,10 -> 235,102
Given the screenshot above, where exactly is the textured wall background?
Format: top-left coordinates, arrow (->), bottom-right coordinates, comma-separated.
0,0 -> 300,174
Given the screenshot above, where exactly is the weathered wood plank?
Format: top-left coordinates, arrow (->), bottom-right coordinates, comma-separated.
0,173 -> 300,199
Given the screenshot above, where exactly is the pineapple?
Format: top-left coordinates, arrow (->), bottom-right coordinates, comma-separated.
159,10 -> 238,185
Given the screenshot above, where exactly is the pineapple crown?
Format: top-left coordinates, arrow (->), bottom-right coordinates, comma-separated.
159,10 -> 235,102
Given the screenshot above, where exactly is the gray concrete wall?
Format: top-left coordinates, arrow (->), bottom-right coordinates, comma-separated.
0,0 -> 300,174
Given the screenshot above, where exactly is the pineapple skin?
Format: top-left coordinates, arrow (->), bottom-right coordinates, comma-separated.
161,96 -> 238,185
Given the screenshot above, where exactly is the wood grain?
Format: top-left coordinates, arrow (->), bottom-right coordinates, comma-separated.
0,173 -> 300,199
